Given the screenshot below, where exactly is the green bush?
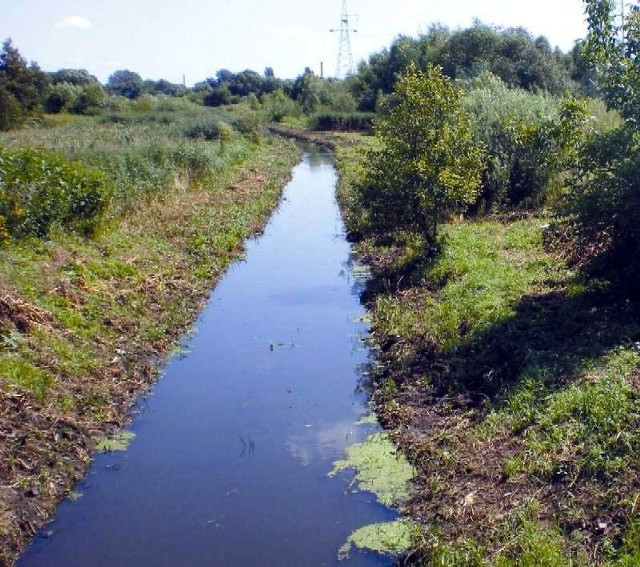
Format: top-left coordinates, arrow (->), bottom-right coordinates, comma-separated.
0,147 -> 113,240
310,112 -> 375,132
560,126 -> 640,294
183,117 -> 228,140
462,74 -> 563,211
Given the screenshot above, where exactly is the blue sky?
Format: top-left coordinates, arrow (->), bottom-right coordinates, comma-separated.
1,0 -> 589,85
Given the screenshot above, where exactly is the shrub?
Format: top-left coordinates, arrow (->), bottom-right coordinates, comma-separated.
463,74 -> 562,211
560,126 -> 640,294
183,117 -> 229,140
310,112 -> 375,132
0,147 -> 112,241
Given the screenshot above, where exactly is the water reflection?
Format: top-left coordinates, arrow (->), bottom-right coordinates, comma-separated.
287,419 -> 365,467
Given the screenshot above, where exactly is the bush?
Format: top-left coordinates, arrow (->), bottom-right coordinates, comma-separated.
183,117 -> 229,140
0,84 -> 23,130
310,112 -> 374,132
462,74 -> 562,211
560,127 -> 640,294
0,147 -> 112,241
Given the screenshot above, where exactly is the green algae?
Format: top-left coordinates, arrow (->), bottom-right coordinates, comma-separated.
95,430 -> 136,452
339,519 -> 417,559
329,432 -> 414,507
355,413 -> 378,426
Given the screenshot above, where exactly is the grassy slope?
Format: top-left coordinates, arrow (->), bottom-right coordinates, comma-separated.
334,135 -> 640,566
0,114 -> 300,565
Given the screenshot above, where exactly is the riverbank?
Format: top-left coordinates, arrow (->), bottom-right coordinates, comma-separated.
0,118 -> 300,565
331,133 -> 640,565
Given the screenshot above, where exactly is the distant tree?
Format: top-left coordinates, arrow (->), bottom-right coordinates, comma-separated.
49,68 -> 99,87
70,82 -> 106,114
45,82 -> 77,113
144,79 -> 186,97
0,38 -> 49,129
203,84 -> 231,107
107,69 -> 144,99
0,84 -> 22,130
349,24 -> 574,110
356,63 -> 483,246
291,69 -> 321,114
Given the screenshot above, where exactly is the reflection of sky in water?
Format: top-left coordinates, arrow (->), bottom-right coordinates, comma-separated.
287,420 -> 362,467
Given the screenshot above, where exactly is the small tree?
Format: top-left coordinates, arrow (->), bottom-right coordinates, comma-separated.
356,63 -> 484,246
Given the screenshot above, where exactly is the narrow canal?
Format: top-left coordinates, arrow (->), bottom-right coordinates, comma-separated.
18,147 -> 398,566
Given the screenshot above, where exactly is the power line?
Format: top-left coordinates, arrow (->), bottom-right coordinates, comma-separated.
330,0 -> 358,79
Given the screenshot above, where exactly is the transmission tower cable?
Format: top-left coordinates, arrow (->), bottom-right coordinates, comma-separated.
330,0 -> 357,79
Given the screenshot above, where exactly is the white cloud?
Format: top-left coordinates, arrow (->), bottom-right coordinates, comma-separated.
55,16 -> 93,30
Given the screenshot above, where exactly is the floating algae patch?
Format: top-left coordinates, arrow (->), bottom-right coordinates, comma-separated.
339,520 -> 416,559
355,413 -> 378,426
95,431 -> 136,452
329,432 -> 414,506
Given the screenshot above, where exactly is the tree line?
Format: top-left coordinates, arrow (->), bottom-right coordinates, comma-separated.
353,0 -> 639,297
1,20 -> 587,131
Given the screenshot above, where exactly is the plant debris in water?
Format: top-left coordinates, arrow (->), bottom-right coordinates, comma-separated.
95,431 -> 136,452
330,432 -> 414,507
338,519 -> 416,559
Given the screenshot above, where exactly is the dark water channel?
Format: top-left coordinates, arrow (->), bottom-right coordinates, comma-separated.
18,148 -> 398,566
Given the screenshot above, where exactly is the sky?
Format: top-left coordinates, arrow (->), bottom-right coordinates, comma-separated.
1,0 -> 589,85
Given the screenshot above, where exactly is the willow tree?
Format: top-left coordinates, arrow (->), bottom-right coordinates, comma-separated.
356,63 -> 484,248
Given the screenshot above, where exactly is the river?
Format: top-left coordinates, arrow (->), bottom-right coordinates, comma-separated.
17,147 -> 398,566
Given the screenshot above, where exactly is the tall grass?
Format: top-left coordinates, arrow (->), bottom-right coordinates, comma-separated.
0,104 -> 263,221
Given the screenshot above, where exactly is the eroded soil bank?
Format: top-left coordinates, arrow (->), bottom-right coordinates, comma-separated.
0,137 -> 300,566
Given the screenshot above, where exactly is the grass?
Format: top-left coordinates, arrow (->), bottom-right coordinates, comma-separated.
0,107 -> 301,564
333,134 -> 640,566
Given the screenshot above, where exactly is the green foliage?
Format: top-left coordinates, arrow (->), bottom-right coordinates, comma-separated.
0,84 -> 22,131
107,69 -> 144,100
183,116 -> 230,140
463,74 -> 588,212
356,63 -> 483,244
203,84 -> 232,107
351,23 -> 575,111
560,125 -> 640,293
0,38 -> 49,130
310,112 -> 374,132
584,0 -> 640,124
0,147 -> 113,240
556,1 -> 640,295
261,89 -> 300,122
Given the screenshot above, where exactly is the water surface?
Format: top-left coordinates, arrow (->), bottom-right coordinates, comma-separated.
19,148 -> 396,566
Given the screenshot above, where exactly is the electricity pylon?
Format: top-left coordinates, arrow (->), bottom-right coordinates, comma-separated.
330,0 -> 357,79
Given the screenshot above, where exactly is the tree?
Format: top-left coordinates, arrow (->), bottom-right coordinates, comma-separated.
0,38 -> 48,129
559,0 -> 640,295
584,0 -> 640,123
107,69 -> 144,99
356,63 -> 484,246
49,68 -> 99,87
